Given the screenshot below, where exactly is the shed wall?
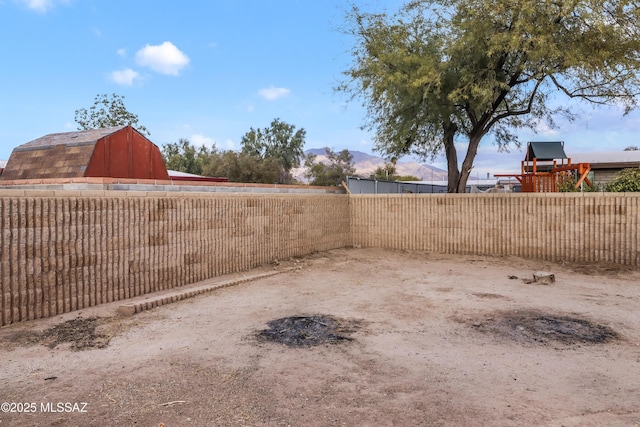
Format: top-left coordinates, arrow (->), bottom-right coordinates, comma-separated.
84,127 -> 169,180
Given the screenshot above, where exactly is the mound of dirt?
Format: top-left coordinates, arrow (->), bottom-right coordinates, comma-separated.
257,315 -> 359,347
471,309 -> 618,346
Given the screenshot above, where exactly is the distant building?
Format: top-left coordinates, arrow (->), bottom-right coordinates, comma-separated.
569,151 -> 640,186
0,126 -> 169,181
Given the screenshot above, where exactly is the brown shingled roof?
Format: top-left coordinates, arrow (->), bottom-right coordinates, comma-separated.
0,128 -> 125,180
0,126 -> 169,181
14,126 -> 126,151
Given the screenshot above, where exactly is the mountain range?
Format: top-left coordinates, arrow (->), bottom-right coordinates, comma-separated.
293,148 -> 448,182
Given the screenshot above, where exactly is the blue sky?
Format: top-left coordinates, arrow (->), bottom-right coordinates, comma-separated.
1,0 -> 639,176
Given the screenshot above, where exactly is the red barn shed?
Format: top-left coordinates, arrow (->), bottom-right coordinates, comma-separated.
0,126 -> 169,181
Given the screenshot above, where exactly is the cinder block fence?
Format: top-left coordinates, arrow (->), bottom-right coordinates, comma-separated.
350,193 -> 639,265
1,190 -> 638,326
0,191 -> 350,326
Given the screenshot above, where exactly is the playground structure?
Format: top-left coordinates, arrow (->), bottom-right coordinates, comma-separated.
495,141 -> 592,192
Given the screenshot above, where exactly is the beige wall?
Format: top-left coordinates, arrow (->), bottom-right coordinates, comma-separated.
350,193 -> 639,265
2,190 -> 639,326
593,169 -> 621,186
0,190 -> 350,326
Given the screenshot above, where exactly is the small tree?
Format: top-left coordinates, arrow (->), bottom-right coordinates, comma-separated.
75,93 -> 150,135
372,164 -> 396,181
605,167 -> 640,192
304,148 -> 356,186
241,118 -> 306,184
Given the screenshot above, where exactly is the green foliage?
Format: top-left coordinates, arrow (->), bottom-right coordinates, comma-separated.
203,151 -> 281,184
605,167 -> 640,192
340,0 -> 640,192
624,145 -> 640,151
161,136 -> 285,183
241,118 -> 306,184
557,174 -> 579,192
395,175 -> 421,181
557,173 -> 601,192
161,139 -> 213,175
582,183 -> 603,193
75,93 -> 150,135
303,148 -> 357,186
371,163 -> 419,181
371,164 -> 395,181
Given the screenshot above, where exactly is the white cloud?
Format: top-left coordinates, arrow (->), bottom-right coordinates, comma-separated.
17,0 -> 52,12
258,86 -> 290,100
16,0 -> 69,13
532,120 -> 560,136
110,68 -> 140,86
117,48 -> 127,57
223,139 -> 235,150
191,133 -> 216,149
135,41 -> 189,76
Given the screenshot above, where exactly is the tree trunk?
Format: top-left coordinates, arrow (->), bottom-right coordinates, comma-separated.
456,134 -> 482,193
279,168 -> 290,185
443,123 -> 460,193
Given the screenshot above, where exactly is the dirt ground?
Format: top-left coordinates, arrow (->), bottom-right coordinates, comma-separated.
1,247 -> 639,427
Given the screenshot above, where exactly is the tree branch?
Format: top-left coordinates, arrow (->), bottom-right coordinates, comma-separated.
485,78 -> 544,130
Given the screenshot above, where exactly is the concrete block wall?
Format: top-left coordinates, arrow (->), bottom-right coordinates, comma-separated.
2,190 -> 639,326
0,190 -> 350,326
350,192 -> 639,266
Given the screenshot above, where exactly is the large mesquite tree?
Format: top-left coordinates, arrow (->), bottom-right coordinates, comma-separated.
340,0 -> 640,192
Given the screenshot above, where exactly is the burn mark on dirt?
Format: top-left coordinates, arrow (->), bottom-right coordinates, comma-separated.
39,316 -> 111,350
11,316 -> 111,351
3,314 -> 163,352
257,315 -> 360,347
468,309 -> 618,346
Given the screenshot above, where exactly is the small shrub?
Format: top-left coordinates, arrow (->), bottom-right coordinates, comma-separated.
558,173 -> 601,192
557,174 -> 579,192
605,167 -> 640,192
581,181 -> 602,192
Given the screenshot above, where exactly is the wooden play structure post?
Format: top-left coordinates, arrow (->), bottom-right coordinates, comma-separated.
496,141 -> 592,192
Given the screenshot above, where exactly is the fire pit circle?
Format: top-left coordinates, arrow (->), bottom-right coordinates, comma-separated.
472,309 -> 618,346
257,315 -> 359,347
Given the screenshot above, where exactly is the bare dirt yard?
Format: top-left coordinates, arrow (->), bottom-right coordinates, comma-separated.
1,247 -> 639,426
